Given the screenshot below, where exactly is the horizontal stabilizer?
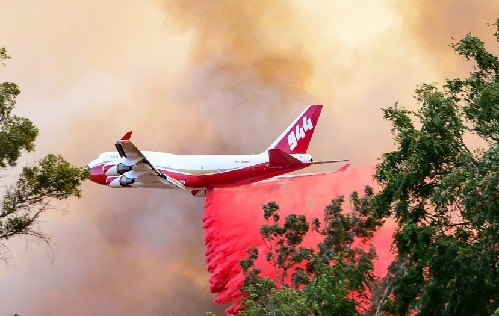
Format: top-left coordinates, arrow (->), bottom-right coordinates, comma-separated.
310,159 -> 349,165
268,148 -> 301,167
258,165 -> 349,183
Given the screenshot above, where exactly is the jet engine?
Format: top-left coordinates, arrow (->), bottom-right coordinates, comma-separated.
107,175 -> 135,188
105,163 -> 134,176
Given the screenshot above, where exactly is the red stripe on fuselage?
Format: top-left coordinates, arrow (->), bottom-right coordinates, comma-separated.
159,162 -> 311,189
89,164 -> 107,185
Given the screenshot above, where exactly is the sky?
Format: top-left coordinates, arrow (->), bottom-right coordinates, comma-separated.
0,1 -> 498,315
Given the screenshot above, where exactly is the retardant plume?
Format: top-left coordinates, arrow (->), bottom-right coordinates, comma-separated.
204,167 -> 396,314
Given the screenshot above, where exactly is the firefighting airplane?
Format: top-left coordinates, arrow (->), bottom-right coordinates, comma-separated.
87,105 -> 349,197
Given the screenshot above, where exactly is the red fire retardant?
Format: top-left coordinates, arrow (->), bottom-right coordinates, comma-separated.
203,167 -> 395,314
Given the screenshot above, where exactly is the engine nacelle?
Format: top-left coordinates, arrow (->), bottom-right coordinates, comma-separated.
105,163 -> 134,176
107,175 -> 135,188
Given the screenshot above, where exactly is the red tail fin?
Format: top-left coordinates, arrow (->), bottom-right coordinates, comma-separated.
267,105 -> 323,154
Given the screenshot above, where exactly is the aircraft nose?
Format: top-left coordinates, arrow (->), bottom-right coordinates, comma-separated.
88,164 -> 107,185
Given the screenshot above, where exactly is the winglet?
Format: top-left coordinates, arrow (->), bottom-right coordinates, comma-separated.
121,131 -> 133,141
336,163 -> 350,173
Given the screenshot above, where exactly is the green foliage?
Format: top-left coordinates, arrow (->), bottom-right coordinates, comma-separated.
240,284 -> 313,316
0,115 -> 38,169
0,58 -> 38,168
1,47 -> 39,168
373,21 -> 499,315
239,187 -> 383,316
0,47 -> 88,260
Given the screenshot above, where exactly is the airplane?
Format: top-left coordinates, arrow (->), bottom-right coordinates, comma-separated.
87,105 -> 349,197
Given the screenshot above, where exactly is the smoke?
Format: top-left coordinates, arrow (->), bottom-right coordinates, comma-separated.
393,0 -> 499,78
0,1 -> 226,315
0,0 -> 495,315
160,0 -> 317,156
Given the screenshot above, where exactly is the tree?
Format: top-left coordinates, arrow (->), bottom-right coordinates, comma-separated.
373,20 -> 499,315
239,187 -> 383,316
0,47 -> 88,260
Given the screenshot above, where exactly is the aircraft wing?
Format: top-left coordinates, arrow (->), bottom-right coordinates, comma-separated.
115,131 -> 185,190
